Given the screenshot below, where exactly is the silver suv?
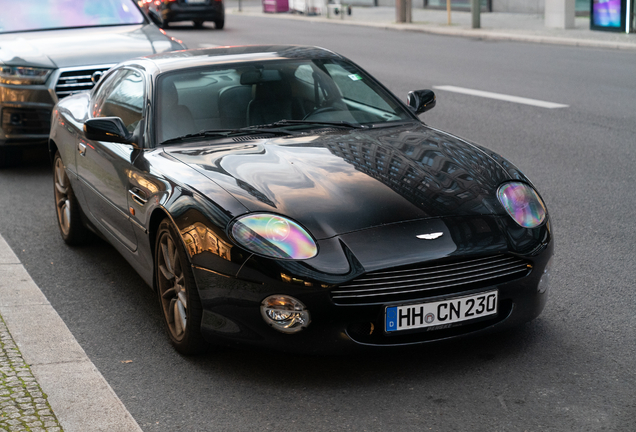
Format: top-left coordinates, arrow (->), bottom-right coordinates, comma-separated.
0,0 -> 186,166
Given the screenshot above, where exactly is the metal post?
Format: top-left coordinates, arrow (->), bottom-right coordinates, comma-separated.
447,0 -> 451,25
396,0 -> 406,22
471,0 -> 480,28
239,0 -> 242,12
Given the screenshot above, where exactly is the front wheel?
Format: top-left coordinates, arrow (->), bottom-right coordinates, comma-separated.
155,218 -> 208,355
53,151 -> 91,245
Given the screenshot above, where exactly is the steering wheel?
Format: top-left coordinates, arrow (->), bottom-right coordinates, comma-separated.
303,106 -> 337,120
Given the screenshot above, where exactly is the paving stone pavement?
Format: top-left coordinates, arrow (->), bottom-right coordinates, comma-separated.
0,317 -> 62,432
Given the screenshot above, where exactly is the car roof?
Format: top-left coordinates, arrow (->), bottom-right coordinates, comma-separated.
128,45 -> 344,74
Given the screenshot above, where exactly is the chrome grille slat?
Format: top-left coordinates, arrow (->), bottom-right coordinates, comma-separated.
56,83 -> 94,89
333,265 -> 528,295
361,255 -> 509,277
331,255 -> 531,305
346,257 -> 520,285
336,268 -> 529,299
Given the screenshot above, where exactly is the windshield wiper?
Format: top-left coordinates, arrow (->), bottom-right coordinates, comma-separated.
159,127 -> 294,145
258,120 -> 367,129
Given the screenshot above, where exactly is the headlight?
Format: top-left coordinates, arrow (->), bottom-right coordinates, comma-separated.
497,182 -> 547,228
230,213 -> 318,260
0,66 -> 52,85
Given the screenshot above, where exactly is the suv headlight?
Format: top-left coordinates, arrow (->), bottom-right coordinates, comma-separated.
229,213 -> 318,260
0,66 -> 52,85
497,181 -> 547,228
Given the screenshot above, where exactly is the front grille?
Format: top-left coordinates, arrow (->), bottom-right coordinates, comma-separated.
55,65 -> 114,100
331,255 -> 531,305
2,107 -> 51,135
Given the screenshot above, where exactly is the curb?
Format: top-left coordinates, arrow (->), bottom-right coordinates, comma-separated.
225,9 -> 636,51
0,235 -> 142,432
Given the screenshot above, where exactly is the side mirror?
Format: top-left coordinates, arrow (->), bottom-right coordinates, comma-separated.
407,89 -> 436,115
84,117 -> 136,145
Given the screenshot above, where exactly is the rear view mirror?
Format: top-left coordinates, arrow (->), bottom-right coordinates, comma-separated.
84,117 -> 136,145
407,89 -> 436,115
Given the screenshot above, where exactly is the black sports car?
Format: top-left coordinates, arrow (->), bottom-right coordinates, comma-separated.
49,45 -> 553,354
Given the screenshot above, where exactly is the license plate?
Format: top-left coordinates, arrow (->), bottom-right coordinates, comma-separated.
385,290 -> 498,333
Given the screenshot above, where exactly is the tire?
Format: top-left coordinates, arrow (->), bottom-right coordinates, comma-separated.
155,218 -> 208,355
193,20 -> 204,28
214,19 -> 224,29
0,146 -> 21,168
160,17 -> 170,29
53,151 -> 91,245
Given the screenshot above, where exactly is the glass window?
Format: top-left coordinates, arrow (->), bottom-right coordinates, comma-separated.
96,69 -> 145,132
155,58 -> 413,143
0,0 -> 144,34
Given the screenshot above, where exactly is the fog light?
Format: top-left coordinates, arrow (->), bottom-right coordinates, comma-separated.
260,295 -> 310,334
538,257 -> 553,294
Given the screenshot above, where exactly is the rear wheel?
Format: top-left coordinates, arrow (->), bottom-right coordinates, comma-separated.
214,19 -> 224,29
155,218 -> 208,355
53,151 -> 91,245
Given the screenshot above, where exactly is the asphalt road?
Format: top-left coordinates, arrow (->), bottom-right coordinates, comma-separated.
1,15 -> 635,432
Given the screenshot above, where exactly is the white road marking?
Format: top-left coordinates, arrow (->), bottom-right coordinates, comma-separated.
0,234 -> 143,432
199,43 -> 221,48
433,85 -> 569,109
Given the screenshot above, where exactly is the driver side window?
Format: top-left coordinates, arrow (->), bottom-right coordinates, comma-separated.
92,69 -> 145,132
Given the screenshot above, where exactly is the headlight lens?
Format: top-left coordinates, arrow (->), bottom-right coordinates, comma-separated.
497,182 -> 547,228
0,66 -> 52,85
230,213 -> 318,260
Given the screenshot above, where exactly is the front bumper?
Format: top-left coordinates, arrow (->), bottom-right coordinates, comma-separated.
0,83 -> 55,147
1,64 -> 116,148
193,236 -> 553,354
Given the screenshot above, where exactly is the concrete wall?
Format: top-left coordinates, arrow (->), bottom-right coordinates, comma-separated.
492,0 -> 545,14
369,0 -> 547,12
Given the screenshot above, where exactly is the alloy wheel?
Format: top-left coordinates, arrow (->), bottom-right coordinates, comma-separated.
157,232 -> 188,340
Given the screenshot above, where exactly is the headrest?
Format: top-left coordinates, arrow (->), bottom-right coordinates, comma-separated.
240,69 -> 281,85
163,81 -> 179,107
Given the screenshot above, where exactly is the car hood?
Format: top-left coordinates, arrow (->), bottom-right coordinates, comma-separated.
0,25 -> 182,69
166,123 -> 513,240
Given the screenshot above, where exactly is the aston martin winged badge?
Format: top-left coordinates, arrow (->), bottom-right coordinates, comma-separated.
417,232 -> 444,240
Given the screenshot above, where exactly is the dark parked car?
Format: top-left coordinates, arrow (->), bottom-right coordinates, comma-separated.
0,0 -> 186,167
49,45 -> 553,354
146,0 -> 225,29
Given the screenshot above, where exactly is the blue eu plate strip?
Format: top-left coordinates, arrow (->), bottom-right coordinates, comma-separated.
385,307 -> 397,332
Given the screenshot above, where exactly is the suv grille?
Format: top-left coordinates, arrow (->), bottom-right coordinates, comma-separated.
331,255 -> 531,305
55,65 -> 114,100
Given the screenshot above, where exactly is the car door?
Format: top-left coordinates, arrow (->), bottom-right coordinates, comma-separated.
77,68 -> 146,252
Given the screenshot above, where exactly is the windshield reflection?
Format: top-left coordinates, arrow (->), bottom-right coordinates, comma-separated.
0,0 -> 144,34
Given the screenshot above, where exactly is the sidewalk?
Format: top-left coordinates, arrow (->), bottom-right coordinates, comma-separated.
0,235 -> 142,432
225,1 -> 636,50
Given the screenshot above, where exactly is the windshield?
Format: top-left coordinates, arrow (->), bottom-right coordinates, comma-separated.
156,59 -> 414,143
0,0 -> 145,33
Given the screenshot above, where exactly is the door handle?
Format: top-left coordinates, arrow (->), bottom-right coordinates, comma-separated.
78,142 -> 87,156
129,188 -> 148,206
